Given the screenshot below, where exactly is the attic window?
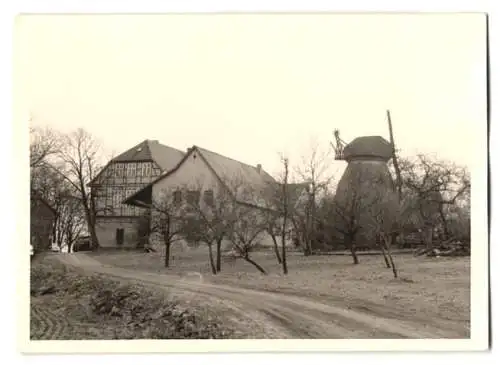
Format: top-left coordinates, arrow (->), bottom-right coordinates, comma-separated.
173,190 -> 182,206
137,147 -> 142,152
186,190 -> 200,207
204,190 -> 214,207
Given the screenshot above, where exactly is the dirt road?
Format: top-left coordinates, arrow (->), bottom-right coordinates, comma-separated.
57,253 -> 468,339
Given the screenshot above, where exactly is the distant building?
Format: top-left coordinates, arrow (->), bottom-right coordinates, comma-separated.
30,191 -> 57,253
89,140 -> 184,248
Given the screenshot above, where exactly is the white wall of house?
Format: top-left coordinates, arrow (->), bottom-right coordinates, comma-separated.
148,149 -> 295,252
151,150 -> 220,197
95,217 -> 141,248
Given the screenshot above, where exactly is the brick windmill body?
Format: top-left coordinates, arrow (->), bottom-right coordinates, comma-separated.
331,111 -> 403,254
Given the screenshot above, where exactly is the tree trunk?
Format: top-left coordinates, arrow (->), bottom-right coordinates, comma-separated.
208,243 -> 217,275
164,241 -> 171,267
282,239 -> 288,274
281,228 -> 288,275
439,208 -> 450,240
216,239 -> 222,273
89,224 -> 100,250
424,226 -> 433,249
380,242 -> 391,268
270,234 -> 282,264
347,235 -> 359,264
244,255 -> 267,274
383,237 -> 398,278
304,239 -> 312,256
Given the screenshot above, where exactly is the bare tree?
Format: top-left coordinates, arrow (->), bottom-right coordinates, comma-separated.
294,141 -> 335,255
365,189 -> 410,278
31,157 -> 85,252
55,128 -> 105,249
150,189 -> 185,267
261,200 -> 282,264
399,154 -> 471,249
261,155 -> 295,273
52,188 -> 86,252
228,200 -> 269,274
30,125 -> 61,169
180,181 -> 236,274
278,155 -> 291,274
332,192 -> 363,264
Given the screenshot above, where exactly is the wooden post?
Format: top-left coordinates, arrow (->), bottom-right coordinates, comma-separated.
387,110 -> 403,201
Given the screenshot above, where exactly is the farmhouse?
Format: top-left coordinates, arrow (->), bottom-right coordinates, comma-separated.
123,145 -> 291,250
30,191 -> 57,253
88,139 -> 184,248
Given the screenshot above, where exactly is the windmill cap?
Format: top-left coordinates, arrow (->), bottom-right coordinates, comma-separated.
343,136 -> 393,161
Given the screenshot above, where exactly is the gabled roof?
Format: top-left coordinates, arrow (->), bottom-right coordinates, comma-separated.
196,147 -> 276,187
124,145 -> 277,207
343,136 -> 393,162
113,139 -> 184,171
89,140 -> 184,186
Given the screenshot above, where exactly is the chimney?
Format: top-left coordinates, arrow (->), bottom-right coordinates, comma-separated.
256,164 -> 262,173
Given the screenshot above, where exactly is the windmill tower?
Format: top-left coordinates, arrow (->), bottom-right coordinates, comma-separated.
332,115 -> 400,247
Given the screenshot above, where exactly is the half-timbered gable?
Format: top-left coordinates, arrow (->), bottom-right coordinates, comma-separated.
90,139 -> 184,247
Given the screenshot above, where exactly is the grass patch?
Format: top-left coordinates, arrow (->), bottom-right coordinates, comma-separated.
30,258 -> 234,339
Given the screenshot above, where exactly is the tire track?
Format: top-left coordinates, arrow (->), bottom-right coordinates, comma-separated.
30,300 -> 73,340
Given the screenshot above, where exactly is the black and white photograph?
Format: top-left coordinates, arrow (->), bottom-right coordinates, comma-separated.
16,12 -> 488,353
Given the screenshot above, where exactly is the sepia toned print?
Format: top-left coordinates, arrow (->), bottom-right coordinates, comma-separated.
19,13 -> 487,352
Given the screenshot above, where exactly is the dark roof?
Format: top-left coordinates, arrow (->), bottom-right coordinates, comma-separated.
30,190 -> 57,215
124,146 -> 276,207
112,139 -> 184,171
343,136 -> 393,162
89,140 -> 184,186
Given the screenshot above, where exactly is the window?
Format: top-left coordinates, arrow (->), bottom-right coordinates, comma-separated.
203,190 -> 214,207
106,164 -> 114,177
186,190 -> 200,207
173,190 -> 182,206
113,188 -> 124,208
115,163 -> 124,177
136,162 -> 142,176
128,163 -> 136,177
96,197 -> 105,210
143,163 -> 151,177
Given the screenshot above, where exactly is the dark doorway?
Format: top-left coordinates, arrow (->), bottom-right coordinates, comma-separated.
116,228 -> 124,246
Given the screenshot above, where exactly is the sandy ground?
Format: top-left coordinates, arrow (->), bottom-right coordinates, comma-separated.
56,251 -> 470,339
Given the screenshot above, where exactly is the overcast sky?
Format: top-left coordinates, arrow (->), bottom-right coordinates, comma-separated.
15,14 -> 486,179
